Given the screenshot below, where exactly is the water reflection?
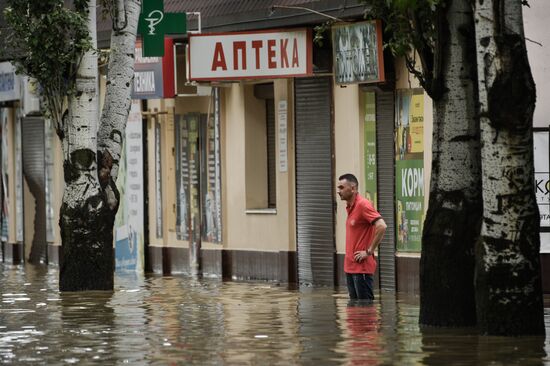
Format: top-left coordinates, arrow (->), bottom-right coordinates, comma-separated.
59,291 -> 117,364
298,287 -> 342,364
0,264 -> 549,365
342,301 -> 382,365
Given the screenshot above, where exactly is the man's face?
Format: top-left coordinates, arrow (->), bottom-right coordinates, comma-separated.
337,179 -> 356,201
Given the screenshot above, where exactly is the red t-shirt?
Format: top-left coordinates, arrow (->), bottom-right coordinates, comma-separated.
344,194 -> 382,274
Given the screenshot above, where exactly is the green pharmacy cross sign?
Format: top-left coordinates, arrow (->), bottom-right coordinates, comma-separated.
138,0 -> 187,57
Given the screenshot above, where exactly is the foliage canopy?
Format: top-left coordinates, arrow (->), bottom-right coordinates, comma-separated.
3,0 -> 92,129
362,0 -> 444,98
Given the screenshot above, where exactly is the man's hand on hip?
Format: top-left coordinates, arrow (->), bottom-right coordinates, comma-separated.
353,250 -> 370,262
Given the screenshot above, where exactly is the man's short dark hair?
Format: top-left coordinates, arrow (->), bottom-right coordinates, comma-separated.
339,173 -> 358,187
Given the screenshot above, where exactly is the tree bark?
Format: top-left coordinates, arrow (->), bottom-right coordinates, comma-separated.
98,0 -> 141,185
60,0 -> 140,291
474,0 -> 544,335
420,0 -> 482,327
59,0 -> 106,291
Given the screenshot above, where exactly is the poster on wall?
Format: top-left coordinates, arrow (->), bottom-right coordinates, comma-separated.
364,92 -> 377,208
395,89 -> 425,252
114,101 -> 145,272
534,130 -> 550,253
278,100 -> 288,173
1,109 -> 9,242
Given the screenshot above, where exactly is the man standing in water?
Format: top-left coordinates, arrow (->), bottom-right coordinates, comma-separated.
337,174 -> 386,301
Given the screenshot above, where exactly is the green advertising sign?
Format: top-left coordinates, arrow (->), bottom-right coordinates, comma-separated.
138,0 -> 187,57
396,159 -> 424,251
364,92 -> 377,208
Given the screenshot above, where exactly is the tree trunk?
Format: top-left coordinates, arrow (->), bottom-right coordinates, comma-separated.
420,0 -> 482,327
474,0 -> 544,335
98,0 -> 141,184
59,0 -> 107,291
60,0 -> 140,291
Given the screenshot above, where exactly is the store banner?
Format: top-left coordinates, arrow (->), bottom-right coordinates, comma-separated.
0,62 -> 20,102
395,89 -> 425,252
364,92 -> 377,208
115,101 -> 145,272
534,130 -> 550,253
0,109 -> 9,241
331,21 -> 385,85
132,38 -> 175,99
188,29 -> 313,80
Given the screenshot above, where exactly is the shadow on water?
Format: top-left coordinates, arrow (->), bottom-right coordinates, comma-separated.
1,264 -> 550,365
420,326 -> 547,366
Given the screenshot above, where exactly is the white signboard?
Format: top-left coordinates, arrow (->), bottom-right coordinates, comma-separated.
534,130 -> 550,253
0,62 -> 20,102
189,29 -> 313,80
1,109 -> 9,241
115,101 -> 145,272
278,100 -> 288,172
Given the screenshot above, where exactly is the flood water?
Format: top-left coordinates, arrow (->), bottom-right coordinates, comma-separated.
0,264 -> 549,365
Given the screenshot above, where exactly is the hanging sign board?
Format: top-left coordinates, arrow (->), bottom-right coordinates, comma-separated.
188,29 -> 313,81
132,38 -> 175,99
137,0 -> 186,57
332,20 -> 385,85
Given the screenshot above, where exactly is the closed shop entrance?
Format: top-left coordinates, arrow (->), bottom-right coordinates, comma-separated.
295,77 -> 335,286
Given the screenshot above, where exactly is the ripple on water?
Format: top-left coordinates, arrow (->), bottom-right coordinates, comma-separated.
0,264 -> 548,365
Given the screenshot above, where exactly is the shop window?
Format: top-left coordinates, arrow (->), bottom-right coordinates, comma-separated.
175,89 -> 223,243
245,83 -> 276,211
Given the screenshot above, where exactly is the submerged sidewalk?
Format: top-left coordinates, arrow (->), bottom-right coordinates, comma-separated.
0,264 -> 548,365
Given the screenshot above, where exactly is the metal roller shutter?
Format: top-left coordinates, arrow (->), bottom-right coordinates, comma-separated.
22,117 -> 47,264
295,77 -> 335,286
376,91 -> 396,291
266,99 -> 276,208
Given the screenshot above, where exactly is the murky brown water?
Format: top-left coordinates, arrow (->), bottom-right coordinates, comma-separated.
0,264 -> 549,365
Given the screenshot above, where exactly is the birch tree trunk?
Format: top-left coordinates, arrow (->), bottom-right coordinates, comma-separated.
59,0 -> 141,291
420,0 -> 482,327
98,0 -> 141,185
59,0 -> 105,291
474,0 -> 544,335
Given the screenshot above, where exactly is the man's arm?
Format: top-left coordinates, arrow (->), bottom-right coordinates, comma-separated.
353,218 -> 387,262
367,218 -> 387,255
